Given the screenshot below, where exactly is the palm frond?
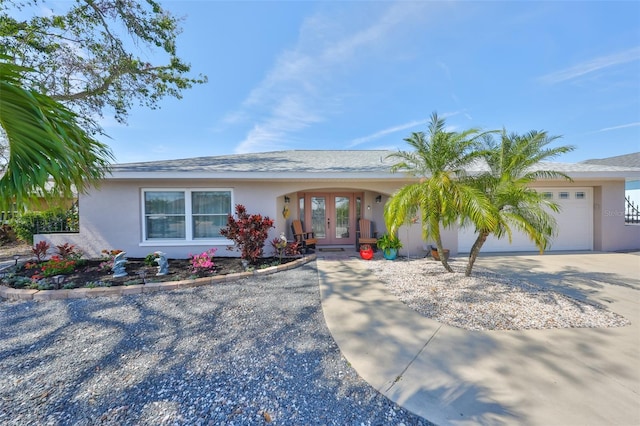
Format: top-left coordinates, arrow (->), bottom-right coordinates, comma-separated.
0,55 -> 114,210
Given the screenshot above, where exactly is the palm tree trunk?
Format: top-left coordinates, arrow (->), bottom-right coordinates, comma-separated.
465,231 -> 488,276
434,238 -> 454,273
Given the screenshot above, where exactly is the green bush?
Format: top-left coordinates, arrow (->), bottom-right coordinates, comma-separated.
9,206 -> 78,244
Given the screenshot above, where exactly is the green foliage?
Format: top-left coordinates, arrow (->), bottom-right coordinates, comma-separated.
462,129 -> 574,276
1,273 -> 31,288
386,112 -> 497,272
385,112 -> 573,276
0,0 -> 207,133
376,234 -> 403,254
0,55 -> 114,210
144,252 -> 159,266
10,208 -> 78,244
40,255 -> 78,277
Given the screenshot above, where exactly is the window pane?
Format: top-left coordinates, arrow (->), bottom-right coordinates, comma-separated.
193,215 -> 227,238
145,192 -> 184,214
575,192 -> 585,199
559,192 -> 569,199
192,191 -> 231,214
146,216 -> 185,239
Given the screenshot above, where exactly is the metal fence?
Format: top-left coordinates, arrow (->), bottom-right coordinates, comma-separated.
626,196 -> 640,224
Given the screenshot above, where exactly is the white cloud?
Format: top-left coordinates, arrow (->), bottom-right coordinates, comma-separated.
539,46 -> 640,84
347,120 -> 424,148
230,2 -> 431,153
598,122 -> 640,132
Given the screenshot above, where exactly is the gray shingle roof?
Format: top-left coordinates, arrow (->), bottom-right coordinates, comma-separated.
581,152 -> 640,168
109,150 -> 640,178
112,150 -> 398,174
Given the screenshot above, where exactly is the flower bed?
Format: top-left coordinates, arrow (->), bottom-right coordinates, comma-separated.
1,257 -> 300,290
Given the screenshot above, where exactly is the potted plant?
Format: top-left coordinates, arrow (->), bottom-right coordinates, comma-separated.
430,245 -> 450,261
359,244 -> 374,260
376,234 -> 403,260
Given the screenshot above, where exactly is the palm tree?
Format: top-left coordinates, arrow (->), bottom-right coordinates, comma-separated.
0,55 -> 113,211
385,112 -> 497,272
463,130 -> 574,276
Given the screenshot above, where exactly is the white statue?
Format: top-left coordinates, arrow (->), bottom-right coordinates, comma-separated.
154,251 -> 169,276
112,251 -> 128,278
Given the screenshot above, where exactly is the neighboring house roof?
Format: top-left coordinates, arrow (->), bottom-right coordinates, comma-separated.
108,150 -> 640,180
581,152 -> 640,168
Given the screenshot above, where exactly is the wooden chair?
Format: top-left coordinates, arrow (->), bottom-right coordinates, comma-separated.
291,220 -> 317,253
356,219 -> 378,251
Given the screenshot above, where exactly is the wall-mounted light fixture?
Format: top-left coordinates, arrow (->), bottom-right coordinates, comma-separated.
284,196 -> 290,204
375,195 -> 382,204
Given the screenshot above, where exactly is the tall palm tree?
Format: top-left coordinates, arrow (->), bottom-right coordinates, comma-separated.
463,130 -> 574,276
385,112 -> 497,272
0,55 -> 113,211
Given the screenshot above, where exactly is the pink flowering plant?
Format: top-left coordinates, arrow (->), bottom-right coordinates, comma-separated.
189,248 -> 217,277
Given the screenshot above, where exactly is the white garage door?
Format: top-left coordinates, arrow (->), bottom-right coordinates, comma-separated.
458,187 -> 593,253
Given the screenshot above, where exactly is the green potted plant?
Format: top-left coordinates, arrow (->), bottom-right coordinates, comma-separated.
376,234 -> 403,260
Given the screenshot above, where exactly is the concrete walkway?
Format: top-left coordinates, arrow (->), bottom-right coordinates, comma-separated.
316,252 -> 640,426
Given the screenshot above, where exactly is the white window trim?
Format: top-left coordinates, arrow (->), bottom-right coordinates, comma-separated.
140,188 -> 234,246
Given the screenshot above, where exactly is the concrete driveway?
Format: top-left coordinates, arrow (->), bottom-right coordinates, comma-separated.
317,252 -> 640,426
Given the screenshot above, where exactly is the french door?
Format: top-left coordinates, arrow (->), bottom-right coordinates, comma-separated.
305,193 -> 359,245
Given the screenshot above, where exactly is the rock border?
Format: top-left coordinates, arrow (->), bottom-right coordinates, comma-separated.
0,254 -> 316,301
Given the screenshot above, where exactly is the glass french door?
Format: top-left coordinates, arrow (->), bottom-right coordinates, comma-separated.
307,193 -> 356,245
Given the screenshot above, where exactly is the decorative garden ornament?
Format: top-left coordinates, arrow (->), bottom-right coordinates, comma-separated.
154,251 -> 169,276
112,252 -> 128,278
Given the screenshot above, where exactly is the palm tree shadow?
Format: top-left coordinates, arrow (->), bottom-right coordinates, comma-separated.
473,254 -> 639,306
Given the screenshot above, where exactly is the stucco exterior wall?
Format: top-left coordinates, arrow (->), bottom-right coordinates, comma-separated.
36,178 -> 411,259
35,175 -> 639,260
595,181 -> 640,251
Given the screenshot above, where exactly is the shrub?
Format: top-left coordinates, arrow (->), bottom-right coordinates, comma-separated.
189,248 -> 217,276
0,224 -> 16,244
144,252 -> 159,266
31,241 -> 50,262
10,207 -> 78,244
1,274 -> 32,289
284,241 -> 301,257
220,204 -> 274,265
56,243 -> 82,260
270,233 -> 288,263
269,233 -> 301,262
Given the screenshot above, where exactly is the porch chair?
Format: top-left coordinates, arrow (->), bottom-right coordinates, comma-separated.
356,219 -> 378,251
291,220 -> 317,253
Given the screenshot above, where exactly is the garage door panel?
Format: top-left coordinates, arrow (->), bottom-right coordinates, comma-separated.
458,188 -> 593,253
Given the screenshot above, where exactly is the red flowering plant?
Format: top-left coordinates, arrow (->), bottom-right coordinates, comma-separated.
39,255 -> 78,278
220,204 -> 274,265
189,248 -> 218,277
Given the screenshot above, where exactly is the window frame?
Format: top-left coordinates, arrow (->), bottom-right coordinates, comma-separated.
141,188 -> 233,245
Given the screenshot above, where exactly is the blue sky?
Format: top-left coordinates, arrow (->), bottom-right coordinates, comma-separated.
101,1 -> 640,164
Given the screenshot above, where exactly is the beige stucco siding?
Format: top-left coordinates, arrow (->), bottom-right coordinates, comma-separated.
35,175 -> 639,259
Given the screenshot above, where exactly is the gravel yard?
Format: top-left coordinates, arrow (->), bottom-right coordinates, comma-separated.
365,257 -> 630,331
0,262 -> 431,426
